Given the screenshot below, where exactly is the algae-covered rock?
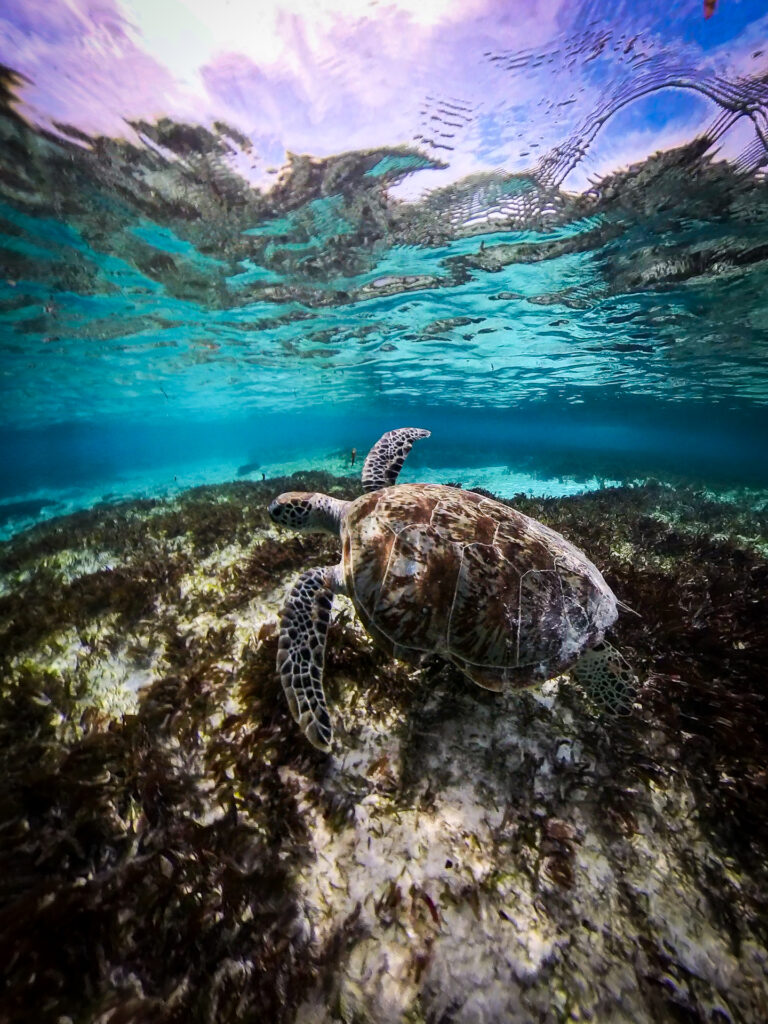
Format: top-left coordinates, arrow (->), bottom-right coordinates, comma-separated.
0,475 -> 767,1023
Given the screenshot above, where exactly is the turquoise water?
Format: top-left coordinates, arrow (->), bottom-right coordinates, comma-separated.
2,3 -> 768,532
2,159 -> 767,531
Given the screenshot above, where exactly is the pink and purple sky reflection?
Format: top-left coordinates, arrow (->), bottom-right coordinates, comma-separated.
1,0 -> 766,193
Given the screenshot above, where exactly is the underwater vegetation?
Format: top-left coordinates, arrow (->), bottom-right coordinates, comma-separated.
1,474 -> 767,1022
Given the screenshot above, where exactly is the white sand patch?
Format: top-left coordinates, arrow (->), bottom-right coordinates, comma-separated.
288,678 -> 767,1023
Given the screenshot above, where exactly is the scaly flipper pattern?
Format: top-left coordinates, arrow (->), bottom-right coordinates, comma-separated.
276,564 -> 344,751
570,640 -> 637,716
361,427 -> 431,492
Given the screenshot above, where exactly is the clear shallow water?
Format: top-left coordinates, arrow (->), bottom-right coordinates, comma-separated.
1,1 -> 768,532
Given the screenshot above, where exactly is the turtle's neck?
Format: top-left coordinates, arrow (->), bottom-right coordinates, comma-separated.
309,494 -> 348,535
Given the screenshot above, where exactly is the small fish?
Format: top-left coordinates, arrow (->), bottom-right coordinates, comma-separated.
350,447 -> 357,466
704,0 -> 717,17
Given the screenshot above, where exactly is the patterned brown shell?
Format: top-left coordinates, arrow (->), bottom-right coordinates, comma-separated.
340,483 -> 618,691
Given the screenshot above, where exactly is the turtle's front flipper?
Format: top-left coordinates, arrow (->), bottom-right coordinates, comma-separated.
362,427 -> 430,492
570,641 -> 637,716
277,564 -> 345,751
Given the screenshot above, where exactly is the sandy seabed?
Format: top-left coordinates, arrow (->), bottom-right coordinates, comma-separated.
1,471 -> 767,1023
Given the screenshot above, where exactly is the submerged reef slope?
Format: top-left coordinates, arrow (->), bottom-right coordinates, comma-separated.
1,476 -> 767,1022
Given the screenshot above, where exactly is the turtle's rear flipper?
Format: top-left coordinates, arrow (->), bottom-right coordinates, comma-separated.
276,564 -> 344,751
570,641 -> 637,716
362,427 -> 431,492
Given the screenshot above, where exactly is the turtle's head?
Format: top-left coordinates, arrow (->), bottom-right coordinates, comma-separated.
268,491 -> 347,535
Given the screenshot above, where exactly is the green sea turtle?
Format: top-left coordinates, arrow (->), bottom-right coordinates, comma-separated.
268,428 -> 635,751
